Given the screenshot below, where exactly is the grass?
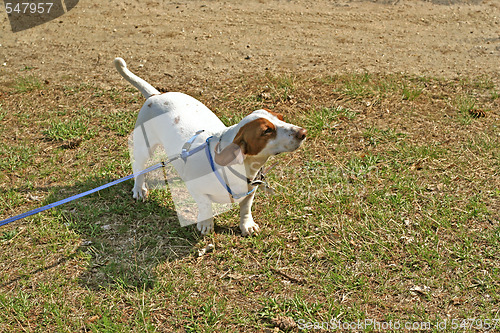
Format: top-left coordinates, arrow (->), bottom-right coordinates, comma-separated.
0,104 -> 6,122
0,72 -> 499,332
454,95 -> 477,125
43,117 -> 96,141
13,75 -> 45,93
305,106 -> 356,139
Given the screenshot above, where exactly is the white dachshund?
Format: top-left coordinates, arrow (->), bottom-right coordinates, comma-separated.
114,58 -> 306,236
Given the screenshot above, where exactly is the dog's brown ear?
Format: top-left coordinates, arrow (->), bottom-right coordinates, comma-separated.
263,108 -> 284,121
214,142 -> 245,166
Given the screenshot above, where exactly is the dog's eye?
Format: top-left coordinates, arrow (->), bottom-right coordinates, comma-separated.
262,127 -> 274,135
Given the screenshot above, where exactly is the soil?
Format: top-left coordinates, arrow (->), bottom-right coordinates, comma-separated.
1,0 -> 500,89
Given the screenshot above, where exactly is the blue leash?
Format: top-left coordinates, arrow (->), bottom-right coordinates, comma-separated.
0,162 -> 166,228
0,130 -> 259,228
0,130 -> 208,228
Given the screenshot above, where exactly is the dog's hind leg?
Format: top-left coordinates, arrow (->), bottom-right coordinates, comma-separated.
131,127 -> 152,200
132,152 -> 150,200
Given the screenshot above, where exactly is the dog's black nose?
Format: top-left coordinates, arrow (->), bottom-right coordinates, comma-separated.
295,128 -> 307,140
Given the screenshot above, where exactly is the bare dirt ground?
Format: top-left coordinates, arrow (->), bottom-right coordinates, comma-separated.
1,0 -> 500,89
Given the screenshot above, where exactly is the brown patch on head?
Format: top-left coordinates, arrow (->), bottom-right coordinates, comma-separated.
174,116 -> 180,124
263,108 -> 284,121
233,118 -> 277,155
214,118 -> 278,166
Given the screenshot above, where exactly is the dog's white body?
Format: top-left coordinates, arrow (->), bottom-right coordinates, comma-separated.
115,58 -> 306,235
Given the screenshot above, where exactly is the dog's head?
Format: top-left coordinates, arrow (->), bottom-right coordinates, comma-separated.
214,109 -> 307,166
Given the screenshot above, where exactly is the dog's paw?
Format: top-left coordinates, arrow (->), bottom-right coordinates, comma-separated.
197,219 -> 214,235
240,220 -> 260,237
132,187 -> 148,201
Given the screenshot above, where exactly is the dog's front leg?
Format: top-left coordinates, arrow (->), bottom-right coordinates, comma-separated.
196,198 -> 214,235
239,191 -> 259,236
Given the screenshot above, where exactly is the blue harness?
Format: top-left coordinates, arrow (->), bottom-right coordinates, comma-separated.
185,130 -> 257,200
204,136 -> 257,200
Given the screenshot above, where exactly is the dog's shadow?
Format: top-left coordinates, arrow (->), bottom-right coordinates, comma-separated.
26,176 -> 239,290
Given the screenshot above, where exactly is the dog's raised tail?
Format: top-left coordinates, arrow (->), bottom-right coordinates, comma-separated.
114,57 -> 160,99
